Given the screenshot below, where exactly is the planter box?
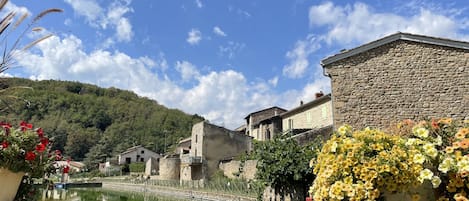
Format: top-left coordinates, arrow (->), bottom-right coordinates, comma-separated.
0,168 -> 25,201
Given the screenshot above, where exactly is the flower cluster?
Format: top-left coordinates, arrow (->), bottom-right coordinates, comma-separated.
310,118 -> 469,201
0,121 -> 60,177
310,125 -> 424,201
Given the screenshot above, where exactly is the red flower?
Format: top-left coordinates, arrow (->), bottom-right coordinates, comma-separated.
20,121 -> 33,132
1,140 -> 8,148
36,143 -> 46,153
0,122 -> 11,136
36,128 -> 44,138
25,151 -> 36,161
40,137 -> 49,146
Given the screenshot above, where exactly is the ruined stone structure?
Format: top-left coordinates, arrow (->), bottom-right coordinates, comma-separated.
245,107 -> 287,141
159,156 -> 181,180
322,32 -> 468,129
180,121 -> 253,182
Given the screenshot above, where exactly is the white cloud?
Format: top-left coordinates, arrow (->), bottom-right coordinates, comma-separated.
175,61 -> 200,82
219,41 -> 245,59
213,26 -> 227,37
195,0 -> 203,8
16,34 -> 288,129
64,0 -> 102,22
187,29 -> 202,45
65,0 -> 134,43
282,35 -> 321,79
308,1 -> 468,45
268,76 -> 279,87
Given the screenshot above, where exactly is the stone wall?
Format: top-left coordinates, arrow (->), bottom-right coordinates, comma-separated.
218,160 -> 257,180
159,157 -> 180,180
324,40 -> 468,129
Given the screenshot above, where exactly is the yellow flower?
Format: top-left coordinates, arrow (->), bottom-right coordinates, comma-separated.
431,176 -> 441,188
419,168 -> 433,181
413,127 -> 429,138
309,159 -> 315,168
330,141 -> 338,153
446,146 -> 455,153
413,153 -> 425,164
439,118 -> 452,125
338,125 -> 351,135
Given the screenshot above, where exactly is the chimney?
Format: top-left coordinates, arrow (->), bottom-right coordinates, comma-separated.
300,100 -> 304,105
315,91 -> 324,99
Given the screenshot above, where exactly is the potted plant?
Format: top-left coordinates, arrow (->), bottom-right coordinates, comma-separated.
0,121 -> 61,201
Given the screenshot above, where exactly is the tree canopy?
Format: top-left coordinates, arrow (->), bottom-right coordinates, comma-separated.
0,78 -> 204,169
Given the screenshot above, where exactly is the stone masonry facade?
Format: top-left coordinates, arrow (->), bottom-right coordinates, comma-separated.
324,39 -> 468,129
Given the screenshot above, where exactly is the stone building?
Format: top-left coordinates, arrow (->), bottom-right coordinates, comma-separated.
180,121 -> 253,182
245,106 -> 287,141
117,145 -> 161,165
322,32 -> 468,129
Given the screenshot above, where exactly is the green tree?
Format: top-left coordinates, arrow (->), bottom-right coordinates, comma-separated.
253,136 -> 323,200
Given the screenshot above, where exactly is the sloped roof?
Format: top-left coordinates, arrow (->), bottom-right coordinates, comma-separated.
244,106 -> 287,119
321,32 -> 469,66
280,94 -> 331,118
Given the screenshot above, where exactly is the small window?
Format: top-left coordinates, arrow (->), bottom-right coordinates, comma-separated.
195,135 -> 198,143
141,150 -> 144,154
140,158 -> 144,162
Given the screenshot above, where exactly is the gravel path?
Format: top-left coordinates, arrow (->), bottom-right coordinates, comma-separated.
102,182 -> 256,201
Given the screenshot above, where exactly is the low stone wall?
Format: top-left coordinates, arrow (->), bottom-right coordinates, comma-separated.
219,160 -> 257,180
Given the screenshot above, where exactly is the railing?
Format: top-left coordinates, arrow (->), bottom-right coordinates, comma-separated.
180,155 -> 203,164
101,177 -> 262,198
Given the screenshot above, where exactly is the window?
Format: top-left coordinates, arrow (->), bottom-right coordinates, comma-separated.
140,158 -> 144,162
195,149 -> 197,156
141,150 -> 144,154
322,106 -> 328,119
307,112 -> 312,123
195,134 -> 198,143
288,119 -> 293,130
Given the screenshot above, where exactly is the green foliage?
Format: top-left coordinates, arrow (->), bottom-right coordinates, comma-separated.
252,136 -> 324,198
1,78 -> 204,169
129,162 -> 145,172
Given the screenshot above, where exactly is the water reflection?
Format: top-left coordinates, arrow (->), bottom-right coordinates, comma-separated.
41,188 -> 186,201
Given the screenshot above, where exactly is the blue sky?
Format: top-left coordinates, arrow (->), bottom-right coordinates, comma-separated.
2,0 -> 468,129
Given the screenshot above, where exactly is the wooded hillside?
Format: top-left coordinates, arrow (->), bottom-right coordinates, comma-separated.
0,78 -> 204,169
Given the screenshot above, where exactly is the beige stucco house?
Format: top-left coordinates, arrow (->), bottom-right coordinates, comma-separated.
244,106 -> 287,141
180,121 -> 252,182
117,145 -> 161,165
322,32 -> 468,129
281,94 -> 333,134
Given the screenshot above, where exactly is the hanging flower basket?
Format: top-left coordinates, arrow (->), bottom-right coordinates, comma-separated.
0,168 -> 24,201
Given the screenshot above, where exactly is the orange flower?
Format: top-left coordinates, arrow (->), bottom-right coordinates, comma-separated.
439,118 -> 453,125
457,128 -> 469,136
460,139 -> 469,149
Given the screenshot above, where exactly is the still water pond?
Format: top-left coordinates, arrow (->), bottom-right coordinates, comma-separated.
42,188 -> 188,201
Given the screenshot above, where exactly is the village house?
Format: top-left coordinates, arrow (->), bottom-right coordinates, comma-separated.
117,145 -> 161,165
280,93 -> 334,145
321,32 -> 468,129
180,121 -> 252,182
244,106 -> 287,141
